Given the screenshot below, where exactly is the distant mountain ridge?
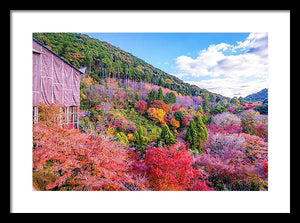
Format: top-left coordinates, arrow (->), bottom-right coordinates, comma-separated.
33,33 -> 228,101
244,88 -> 268,102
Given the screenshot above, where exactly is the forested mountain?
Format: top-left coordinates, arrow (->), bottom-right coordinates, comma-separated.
33,33 -> 227,100
244,88 -> 268,102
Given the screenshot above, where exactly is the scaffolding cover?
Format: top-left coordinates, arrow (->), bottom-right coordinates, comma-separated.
32,40 -> 81,107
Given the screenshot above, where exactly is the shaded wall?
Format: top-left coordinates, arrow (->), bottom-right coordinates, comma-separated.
32,40 -> 80,107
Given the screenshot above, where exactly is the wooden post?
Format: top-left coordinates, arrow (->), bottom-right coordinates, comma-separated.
66,107 -> 69,126
33,107 -> 38,124
76,107 -> 79,129
59,107 -> 62,128
72,107 -> 75,126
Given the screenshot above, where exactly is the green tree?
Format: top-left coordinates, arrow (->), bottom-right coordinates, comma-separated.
230,97 -> 240,105
207,115 -> 213,124
194,115 -> 208,143
219,99 -> 229,108
185,119 -> 198,153
209,93 -> 216,102
202,93 -> 210,112
116,132 -> 129,146
163,92 -> 177,105
235,105 -> 244,114
156,124 -> 177,147
147,89 -> 158,102
198,105 -> 204,115
157,87 -> 164,101
202,113 -> 208,124
241,117 -> 257,135
211,104 -> 227,114
254,98 -> 268,114
185,116 -> 208,154
174,110 -> 186,123
134,91 -> 139,102
132,126 -> 149,152
238,97 -> 248,104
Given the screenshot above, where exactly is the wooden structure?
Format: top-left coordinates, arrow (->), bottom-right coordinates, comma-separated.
32,38 -> 84,128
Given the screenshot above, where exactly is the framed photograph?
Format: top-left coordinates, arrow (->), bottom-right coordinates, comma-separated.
11,10 -> 291,213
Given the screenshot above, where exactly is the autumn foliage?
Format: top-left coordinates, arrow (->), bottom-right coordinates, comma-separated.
135,100 -> 148,115
33,32 -> 269,192
144,143 -> 212,191
146,107 -> 166,125
33,124 -> 149,190
149,100 -> 170,114
33,108 -> 148,190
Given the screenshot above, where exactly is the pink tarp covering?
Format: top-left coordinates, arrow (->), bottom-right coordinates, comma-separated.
32,40 -> 81,107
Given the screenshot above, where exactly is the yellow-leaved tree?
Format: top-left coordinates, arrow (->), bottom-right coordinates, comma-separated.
147,108 -> 166,125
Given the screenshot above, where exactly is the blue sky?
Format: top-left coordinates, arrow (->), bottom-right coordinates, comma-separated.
84,32 -> 268,98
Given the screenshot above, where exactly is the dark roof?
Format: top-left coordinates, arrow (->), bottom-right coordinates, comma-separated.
33,38 -> 84,74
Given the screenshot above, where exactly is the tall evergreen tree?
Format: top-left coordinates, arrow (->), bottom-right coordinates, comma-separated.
194,115 -> 208,143
202,113 -> 208,124
209,93 -> 216,102
230,97 -> 240,105
147,89 -> 158,102
198,105 -> 204,115
157,87 -> 164,101
133,126 -> 149,152
164,92 -> 177,105
202,93 -> 210,112
185,119 -> 198,152
185,115 -> 208,154
156,124 -> 177,147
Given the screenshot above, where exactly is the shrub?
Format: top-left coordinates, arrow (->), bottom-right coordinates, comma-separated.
116,132 -> 129,146
243,103 -> 255,110
174,107 -> 188,123
182,115 -> 192,126
210,104 -> 227,114
234,105 -> 244,114
195,132 -> 268,190
256,123 -> 268,141
241,117 -> 257,135
172,105 -> 179,112
33,124 -> 146,191
206,125 -> 242,135
111,114 -> 136,134
228,107 -> 235,113
144,143 -> 213,191
211,112 -> 241,129
135,100 -> 148,115
169,117 -> 180,133
37,102 -> 62,127
239,110 -> 260,120
242,133 -> 268,164
204,133 -> 245,155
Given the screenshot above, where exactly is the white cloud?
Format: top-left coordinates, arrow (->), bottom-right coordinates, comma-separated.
173,32 -> 268,98
187,77 -> 267,98
235,32 -> 268,58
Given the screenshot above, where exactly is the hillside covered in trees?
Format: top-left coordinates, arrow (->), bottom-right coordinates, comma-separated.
244,88 -> 268,102
33,33 -> 227,100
